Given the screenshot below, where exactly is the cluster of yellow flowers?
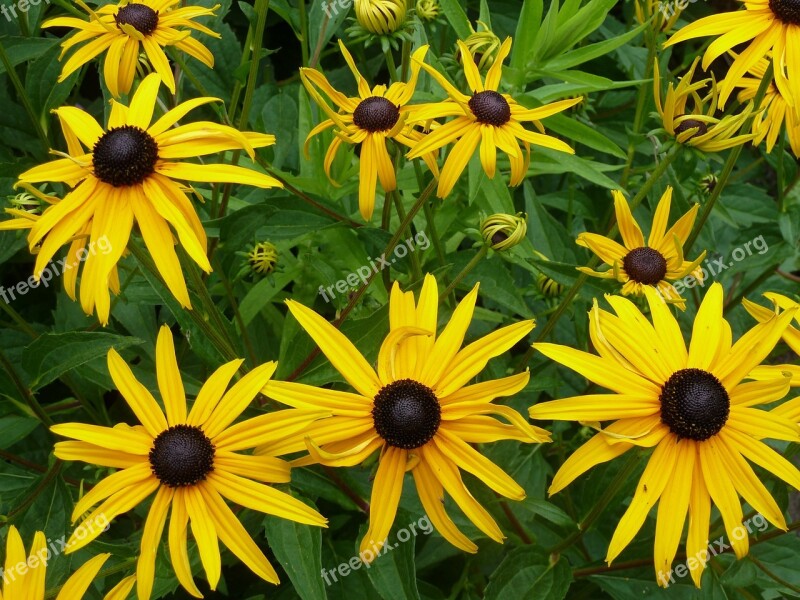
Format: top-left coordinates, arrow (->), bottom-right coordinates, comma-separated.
0,0 -> 799,598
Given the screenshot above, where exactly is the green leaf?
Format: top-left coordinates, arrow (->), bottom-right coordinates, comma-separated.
0,415 -> 40,449
22,332 -> 143,391
544,21 -> 647,71
437,0 -> 472,39
264,497 -> 327,600
0,37 -> 59,75
545,113 -> 626,159
511,0 -> 544,72
360,515 -> 421,600
484,547 -> 572,600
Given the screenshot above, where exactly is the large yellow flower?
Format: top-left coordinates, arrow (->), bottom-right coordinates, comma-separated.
9,73 -> 280,325
576,187 -> 706,309
51,326 -> 328,600
665,0 -> 800,107
301,41 -> 435,221
44,0 -> 219,97
0,526 -> 134,600
735,54 -> 800,155
260,274 -> 549,556
407,37 -> 581,198
654,58 -> 756,152
529,284 -> 800,587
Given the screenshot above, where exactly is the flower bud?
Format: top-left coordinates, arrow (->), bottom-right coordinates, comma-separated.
462,21 -> 501,71
247,241 -> 279,275
480,212 -> 527,251
354,0 -> 408,35
415,0 -> 439,21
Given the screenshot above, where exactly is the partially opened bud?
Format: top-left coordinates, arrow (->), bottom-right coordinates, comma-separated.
247,241 -> 279,275
462,21 -> 501,71
354,0 -> 408,35
416,0 -> 440,21
481,212 -> 527,251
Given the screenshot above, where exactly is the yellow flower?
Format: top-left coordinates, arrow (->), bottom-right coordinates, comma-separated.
665,0 -> 800,107
354,0 -> 407,34
0,526 -> 135,599
743,292 -> 800,357
44,0 -> 219,97
576,187 -> 706,310
407,38 -> 580,198
260,274 -> 549,556
416,0 -> 440,21
480,212 -> 527,251
530,284 -> 800,587
735,54 -> 800,156
247,240 -> 279,275
301,41 -> 435,221
9,73 -> 280,324
654,58 -> 757,152
51,326 -> 328,600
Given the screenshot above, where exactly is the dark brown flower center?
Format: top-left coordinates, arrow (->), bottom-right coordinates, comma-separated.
660,368 -> 730,441
93,125 -> 158,187
372,379 -> 441,449
623,247 -> 668,285
149,425 -> 215,487
769,0 -> 800,24
115,3 -> 159,35
674,118 -> 708,140
468,90 -> 510,126
352,97 -> 400,133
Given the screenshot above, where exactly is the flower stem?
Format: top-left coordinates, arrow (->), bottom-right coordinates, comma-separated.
0,38 -> 48,152
441,245 -> 487,300
0,350 -> 53,427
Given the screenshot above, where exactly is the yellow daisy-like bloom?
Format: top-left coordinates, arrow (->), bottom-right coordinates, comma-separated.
654,58 -> 757,152
301,41 -> 435,221
735,54 -> 800,155
576,187 -> 706,310
51,325 -> 328,600
9,73 -> 280,325
44,0 -> 219,97
529,284 -> 800,587
407,37 -> 581,198
743,292 -> 800,356
0,526 -> 135,600
260,273 -> 549,556
664,0 -> 800,108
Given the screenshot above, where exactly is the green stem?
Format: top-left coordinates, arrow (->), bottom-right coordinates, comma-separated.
684,64 -> 774,253
619,31 -> 656,190
0,350 -> 53,427
392,191 -> 423,280
548,451 -> 643,555
0,38 -> 48,152
216,258 -> 258,367
298,0 -> 310,67
384,47 -> 399,82
441,246 -> 487,300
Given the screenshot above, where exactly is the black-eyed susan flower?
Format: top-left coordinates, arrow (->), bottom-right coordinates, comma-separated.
0,526 -> 135,599
743,292 -> 800,356
44,0 -> 219,97
407,38 -> 581,198
654,58 -> 756,152
301,41 -> 435,221
9,73 -> 280,325
260,273 -> 549,556
576,187 -> 706,310
735,55 -> 800,156
529,284 -> 800,587
664,0 -> 800,108
354,0 -> 407,35
480,212 -> 527,251
51,325 -> 328,600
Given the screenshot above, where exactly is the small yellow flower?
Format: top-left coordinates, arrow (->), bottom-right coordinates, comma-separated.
407,37 -> 580,198
301,41 -> 436,220
654,58 -> 757,153
576,187 -> 706,310
0,526 -> 135,599
462,21 -> 502,71
247,241 -> 279,275
735,54 -> 800,156
480,212 -> 527,251
354,0 -> 407,35
635,0 -> 682,32
44,0 -> 219,97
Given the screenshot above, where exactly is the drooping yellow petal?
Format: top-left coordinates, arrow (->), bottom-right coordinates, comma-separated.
136,486 -> 174,600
